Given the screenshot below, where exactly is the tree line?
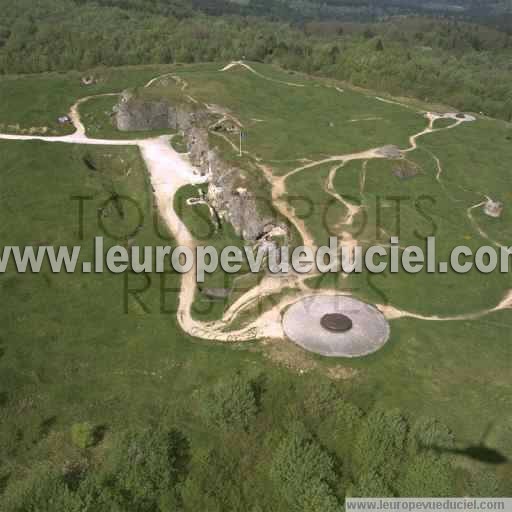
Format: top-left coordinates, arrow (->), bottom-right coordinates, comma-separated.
1,373 -> 507,510
1,1 -> 512,121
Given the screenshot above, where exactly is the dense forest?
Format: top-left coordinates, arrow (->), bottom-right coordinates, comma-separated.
1,0 -> 512,121
1,372 -> 509,510
70,0 -> 512,25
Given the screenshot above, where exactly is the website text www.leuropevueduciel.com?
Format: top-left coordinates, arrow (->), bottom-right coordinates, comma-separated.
1,236 -> 511,282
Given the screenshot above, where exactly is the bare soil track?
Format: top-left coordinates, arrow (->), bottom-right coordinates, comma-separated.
0,63 -> 508,355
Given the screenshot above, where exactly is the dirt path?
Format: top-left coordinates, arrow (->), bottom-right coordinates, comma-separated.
221,60 -> 305,88
378,289 -> 512,321
0,93 -> 285,342
349,117 -> 383,123
466,201 -> 510,251
241,109 -> 511,329
0,71 -> 508,348
402,112 -> 473,153
193,106 -> 504,335
144,73 -> 175,89
375,96 -> 414,109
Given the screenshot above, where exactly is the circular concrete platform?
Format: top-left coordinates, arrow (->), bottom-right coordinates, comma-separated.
320,313 -> 353,332
282,295 -> 390,357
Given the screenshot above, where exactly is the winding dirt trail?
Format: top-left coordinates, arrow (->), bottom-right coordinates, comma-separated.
241,109 -> 511,329
403,112 -> 474,153
375,96 -> 414,109
466,201 -> 511,251
378,289 -> 512,321
0,67 -> 508,347
221,61 -> 305,88
0,93 -> 284,341
220,60 -> 304,88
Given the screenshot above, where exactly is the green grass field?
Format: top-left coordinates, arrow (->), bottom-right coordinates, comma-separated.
141,62 -> 512,441
0,65 -> 177,136
1,62 -> 512,500
171,65 -> 425,172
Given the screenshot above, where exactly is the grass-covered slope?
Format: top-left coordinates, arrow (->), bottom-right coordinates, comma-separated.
1,62 -> 512,504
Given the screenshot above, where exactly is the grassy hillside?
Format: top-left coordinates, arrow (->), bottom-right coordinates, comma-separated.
1,0 -> 512,121
1,63 -> 512,506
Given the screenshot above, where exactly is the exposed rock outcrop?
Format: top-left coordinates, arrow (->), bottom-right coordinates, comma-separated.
186,127 -> 210,175
205,149 -> 273,240
376,145 -> 402,158
183,127 -> 275,240
392,159 -> 420,179
115,91 -> 276,241
114,91 -> 209,132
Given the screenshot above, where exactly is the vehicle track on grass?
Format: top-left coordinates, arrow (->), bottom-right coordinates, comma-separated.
220,61 -> 305,88
0,67 -> 509,347
243,108 -> 511,327
467,201 -> 511,251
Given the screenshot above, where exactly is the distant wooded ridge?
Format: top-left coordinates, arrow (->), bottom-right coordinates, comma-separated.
75,0 -> 512,27
1,0 -> 512,121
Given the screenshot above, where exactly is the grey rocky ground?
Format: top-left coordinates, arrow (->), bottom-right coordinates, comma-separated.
115,92 -> 275,241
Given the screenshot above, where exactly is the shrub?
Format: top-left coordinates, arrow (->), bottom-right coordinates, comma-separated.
181,448 -> 245,511
102,428 -> 189,511
408,417 -> 454,455
303,381 -> 339,419
353,408 -> 408,481
3,464 -> 83,512
317,398 -> 363,459
200,374 -> 258,431
348,470 -> 394,497
466,469 -> 500,497
71,422 -> 96,450
396,454 -> 456,497
270,423 -> 339,511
